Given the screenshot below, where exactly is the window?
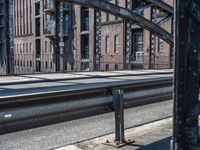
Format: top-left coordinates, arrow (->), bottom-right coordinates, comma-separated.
106,13 -> 110,22
105,35 -> 110,53
26,43 -> 28,53
105,64 -> 109,70
114,34 -> 119,53
81,7 -> 89,31
20,44 -> 22,53
50,62 -> 53,69
50,41 -> 53,53
30,43 -> 32,53
35,17 -> 40,37
115,64 -> 118,70
35,2 -> 40,16
158,38 -> 164,52
116,0 -> 119,6
30,61 -> 32,67
23,44 -> 25,53
17,44 -> 18,53
132,31 -> 144,61
45,62 -> 48,69
81,34 -> 89,59
136,34 -> 144,52
36,39 -> 41,55
45,41 -> 47,53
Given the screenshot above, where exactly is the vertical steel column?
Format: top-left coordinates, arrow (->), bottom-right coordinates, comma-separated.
93,9 -> 101,71
169,17 -> 174,69
55,1 -> 60,72
124,0 -> 132,70
113,88 -> 125,143
59,1 -> 64,72
8,0 -> 14,75
172,0 -> 200,149
149,6 -> 157,69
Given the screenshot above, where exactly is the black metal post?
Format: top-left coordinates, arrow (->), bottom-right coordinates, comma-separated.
124,0 -> 132,70
172,0 -> 200,149
8,0 -> 14,75
113,88 -> 125,143
55,1 -> 60,72
149,6 -> 157,69
93,9 -> 101,71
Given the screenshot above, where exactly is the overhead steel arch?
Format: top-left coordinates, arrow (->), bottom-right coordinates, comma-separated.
63,0 -> 173,45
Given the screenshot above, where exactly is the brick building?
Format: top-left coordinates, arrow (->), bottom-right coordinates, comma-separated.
13,0 -> 73,74
143,0 -> 174,69
0,1 -> 9,75
4,0 -> 173,75
71,0 -> 173,71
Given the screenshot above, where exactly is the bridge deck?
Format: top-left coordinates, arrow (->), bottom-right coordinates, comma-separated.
0,100 -> 173,150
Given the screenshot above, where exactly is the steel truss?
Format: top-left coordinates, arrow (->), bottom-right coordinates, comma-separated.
94,9 -> 101,71
149,6 -> 157,69
172,0 -> 200,149
124,0 -> 132,69
64,0 -> 173,45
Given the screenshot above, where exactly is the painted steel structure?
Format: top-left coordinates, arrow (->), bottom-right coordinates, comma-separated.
172,0 -> 200,149
64,0 -> 173,45
124,0 -> 132,69
93,10 -> 101,70
4,0 -> 200,149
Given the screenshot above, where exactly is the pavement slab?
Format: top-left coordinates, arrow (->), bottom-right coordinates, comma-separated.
55,118 -> 172,150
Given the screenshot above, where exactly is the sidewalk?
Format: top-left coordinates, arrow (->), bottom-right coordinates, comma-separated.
0,69 -> 172,86
55,118 -> 172,150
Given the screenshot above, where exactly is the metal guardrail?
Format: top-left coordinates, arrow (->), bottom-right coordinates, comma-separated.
0,76 -> 173,134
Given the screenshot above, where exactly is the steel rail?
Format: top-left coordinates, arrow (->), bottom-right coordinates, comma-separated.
0,76 -> 173,105
63,0 -> 173,45
0,77 -> 173,133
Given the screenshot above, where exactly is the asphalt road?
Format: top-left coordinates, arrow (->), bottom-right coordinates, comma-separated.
0,100 -> 173,150
0,74 -> 172,98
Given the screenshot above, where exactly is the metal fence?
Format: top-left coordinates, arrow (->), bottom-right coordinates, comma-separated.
0,53 -> 172,75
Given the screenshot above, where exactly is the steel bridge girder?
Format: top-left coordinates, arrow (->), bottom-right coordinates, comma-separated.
63,0 -> 173,45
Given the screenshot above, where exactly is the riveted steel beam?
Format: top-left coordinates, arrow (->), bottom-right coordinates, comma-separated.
94,9 -> 101,71
63,0 -> 173,45
124,0 -> 132,69
172,0 -> 200,149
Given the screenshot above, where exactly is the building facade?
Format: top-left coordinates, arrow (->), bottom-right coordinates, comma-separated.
143,0 -> 174,69
0,0 -> 9,75
72,0 -> 173,71
0,0 -> 173,75
13,0 -> 74,74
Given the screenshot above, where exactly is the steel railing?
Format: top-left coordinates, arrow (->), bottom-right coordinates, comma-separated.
0,76 -> 173,134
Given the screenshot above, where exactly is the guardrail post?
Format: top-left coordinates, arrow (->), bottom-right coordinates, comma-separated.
104,88 -> 134,147
113,88 -> 125,143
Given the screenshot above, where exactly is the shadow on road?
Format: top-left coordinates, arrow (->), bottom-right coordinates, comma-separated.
136,137 -> 171,150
